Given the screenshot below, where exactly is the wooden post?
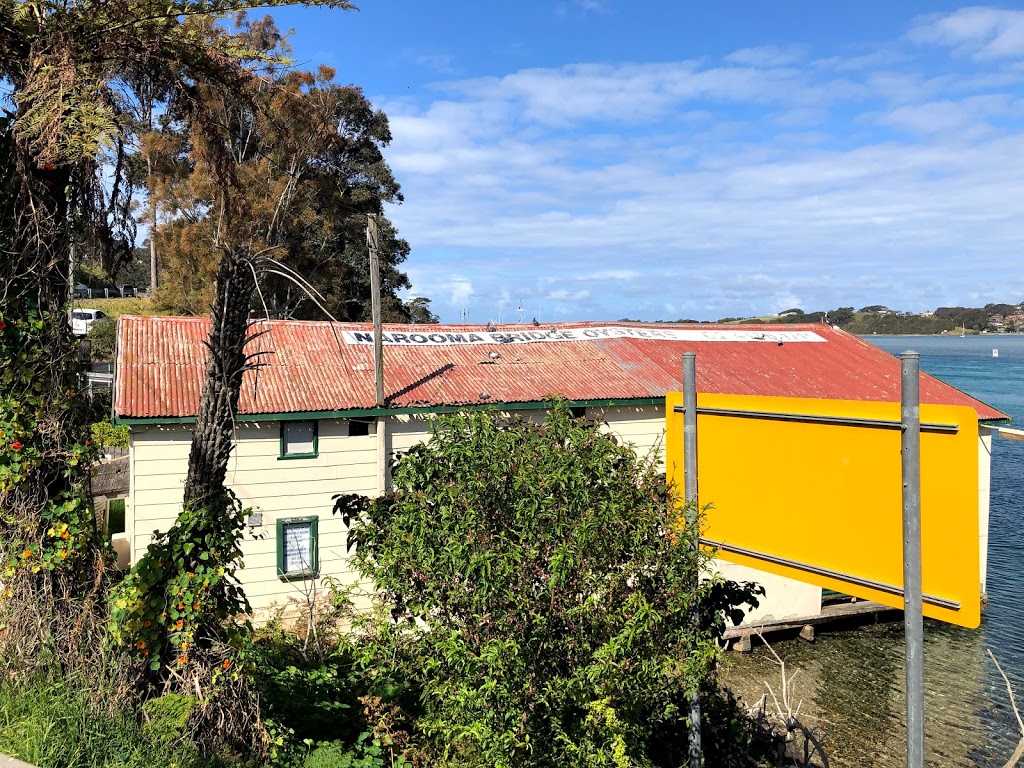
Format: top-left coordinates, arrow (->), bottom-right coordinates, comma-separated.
367,214 -> 384,407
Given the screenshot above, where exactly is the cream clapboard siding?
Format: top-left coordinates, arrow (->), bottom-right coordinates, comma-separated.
593,404 -> 667,469
129,420 -> 377,614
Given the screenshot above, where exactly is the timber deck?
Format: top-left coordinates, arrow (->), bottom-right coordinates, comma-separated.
723,600 -> 902,651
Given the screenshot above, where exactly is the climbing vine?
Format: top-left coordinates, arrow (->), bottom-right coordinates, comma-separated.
109,491 -> 251,676
0,295 -> 96,577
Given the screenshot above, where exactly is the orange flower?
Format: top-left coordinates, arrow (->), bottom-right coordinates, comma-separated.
136,640 -> 146,650
177,603 -> 184,610
142,649 -> 149,657
60,529 -> 70,539
175,619 -> 183,630
193,604 -> 200,611
180,642 -> 189,650
222,659 -> 232,670
178,655 -> 188,665
59,550 -> 68,559
144,620 -> 152,628
11,441 -> 23,451
21,549 -> 31,559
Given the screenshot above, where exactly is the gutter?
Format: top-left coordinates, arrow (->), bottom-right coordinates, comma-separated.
114,397 -> 668,426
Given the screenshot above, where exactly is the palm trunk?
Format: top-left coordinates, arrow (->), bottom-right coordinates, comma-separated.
182,246 -> 255,510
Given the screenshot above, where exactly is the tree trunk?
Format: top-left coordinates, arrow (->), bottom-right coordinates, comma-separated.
147,155 -> 158,292
182,246 -> 256,511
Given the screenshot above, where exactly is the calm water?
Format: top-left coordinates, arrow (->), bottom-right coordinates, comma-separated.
720,334 -> 1024,767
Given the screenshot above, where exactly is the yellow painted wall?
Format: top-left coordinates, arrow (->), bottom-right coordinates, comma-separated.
665,393 -> 981,628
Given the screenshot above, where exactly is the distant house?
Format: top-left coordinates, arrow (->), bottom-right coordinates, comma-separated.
114,318 -> 1007,621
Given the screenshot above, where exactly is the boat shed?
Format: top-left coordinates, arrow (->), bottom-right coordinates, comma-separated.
114,316 -> 1007,619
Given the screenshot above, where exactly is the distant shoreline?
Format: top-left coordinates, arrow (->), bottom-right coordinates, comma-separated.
857,332 -> 1024,338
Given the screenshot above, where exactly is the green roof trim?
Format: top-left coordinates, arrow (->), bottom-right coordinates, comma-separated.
114,397 -> 668,426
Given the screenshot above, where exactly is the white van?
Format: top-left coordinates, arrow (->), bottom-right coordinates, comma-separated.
71,309 -> 107,337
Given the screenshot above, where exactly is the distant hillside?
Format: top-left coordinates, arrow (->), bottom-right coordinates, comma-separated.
715,301 -> 1024,335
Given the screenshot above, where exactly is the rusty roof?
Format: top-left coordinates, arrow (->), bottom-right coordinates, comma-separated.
114,316 -> 1007,422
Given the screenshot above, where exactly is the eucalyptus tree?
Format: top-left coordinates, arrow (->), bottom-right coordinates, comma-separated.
150,26 -> 428,324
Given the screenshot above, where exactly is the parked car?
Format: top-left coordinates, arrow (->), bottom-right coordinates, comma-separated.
73,284 -> 91,299
71,308 -> 107,337
118,284 -> 136,298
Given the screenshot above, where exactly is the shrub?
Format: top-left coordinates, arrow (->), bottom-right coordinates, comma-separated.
345,402 -> 763,767
86,315 -> 117,361
90,419 -> 129,451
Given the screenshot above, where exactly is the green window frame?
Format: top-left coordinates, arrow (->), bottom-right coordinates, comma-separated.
280,420 -> 318,459
277,516 -> 319,581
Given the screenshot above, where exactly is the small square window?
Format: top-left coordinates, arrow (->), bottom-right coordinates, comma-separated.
349,419 -> 371,437
277,516 -> 319,581
280,420 -> 317,459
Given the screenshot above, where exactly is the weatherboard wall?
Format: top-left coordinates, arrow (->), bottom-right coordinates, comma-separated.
128,420 -> 378,613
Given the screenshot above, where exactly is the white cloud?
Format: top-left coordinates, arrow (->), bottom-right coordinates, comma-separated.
725,45 -> 805,68
873,94 -> 1018,134
909,7 -> 1024,59
547,289 -> 590,301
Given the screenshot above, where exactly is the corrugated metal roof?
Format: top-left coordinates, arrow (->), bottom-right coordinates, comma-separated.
114,316 -> 1007,422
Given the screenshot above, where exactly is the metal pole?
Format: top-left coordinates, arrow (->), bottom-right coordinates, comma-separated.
367,214 -> 384,407
901,351 -> 924,768
682,352 -> 702,768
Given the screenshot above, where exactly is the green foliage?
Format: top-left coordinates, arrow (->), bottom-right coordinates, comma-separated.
302,734 -> 409,768
108,491 -> 251,674
241,593 -> 413,767
141,693 -> 199,744
248,617 -> 361,746
345,402 -> 763,767
842,312 -> 953,335
933,306 -> 991,331
149,18 -> 434,324
86,315 -> 117,361
0,674 -> 235,768
91,419 -> 130,450
76,297 -> 166,317
0,291 -> 98,581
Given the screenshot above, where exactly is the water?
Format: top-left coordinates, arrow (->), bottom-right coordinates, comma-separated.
720,334 -> 1024,767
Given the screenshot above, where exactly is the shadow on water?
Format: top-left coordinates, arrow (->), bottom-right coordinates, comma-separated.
720,335 -> 1024,767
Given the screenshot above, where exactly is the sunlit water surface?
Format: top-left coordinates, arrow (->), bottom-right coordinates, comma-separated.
719,334 -> 1024,767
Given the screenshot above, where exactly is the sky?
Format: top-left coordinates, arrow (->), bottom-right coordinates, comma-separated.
270,2 -> 1024,323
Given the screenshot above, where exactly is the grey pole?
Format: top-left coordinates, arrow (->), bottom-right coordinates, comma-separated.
901,351 -> 924,768
367,214 -> 385,407
682,352 -> 702,768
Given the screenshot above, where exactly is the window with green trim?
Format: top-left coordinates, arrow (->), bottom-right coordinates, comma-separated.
280,420 -> 318,459
277,516 -> 319,581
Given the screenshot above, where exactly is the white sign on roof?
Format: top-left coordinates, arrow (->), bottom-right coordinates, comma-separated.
341,327 -> 827,346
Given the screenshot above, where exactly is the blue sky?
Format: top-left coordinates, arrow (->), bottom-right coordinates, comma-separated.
272,2 -> 1024,322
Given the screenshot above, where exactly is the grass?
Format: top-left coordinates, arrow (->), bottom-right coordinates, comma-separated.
0,676 -> 242,768
69,298 -> 174,318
